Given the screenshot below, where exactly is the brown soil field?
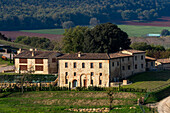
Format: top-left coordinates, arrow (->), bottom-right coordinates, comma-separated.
121,16 -> 170,27
0,31 -> 63,41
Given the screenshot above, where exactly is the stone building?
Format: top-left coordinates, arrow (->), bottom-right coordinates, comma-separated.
155,58 -> 170,70
14,49 -> 62,74
57,50 -> 146,88
145,56 -> 156,71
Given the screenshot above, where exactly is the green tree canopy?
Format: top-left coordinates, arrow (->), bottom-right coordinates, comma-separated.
63,23 -> 131,53
161,29 -> 169,36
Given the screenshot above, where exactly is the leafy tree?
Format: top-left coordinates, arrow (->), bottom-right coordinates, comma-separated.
62,21 -> 75,29
0,32 -> 8,41
63,26 -> 89,53
83,23 -> 131,53
130,42 -> 152,51
161,29 -> 169,36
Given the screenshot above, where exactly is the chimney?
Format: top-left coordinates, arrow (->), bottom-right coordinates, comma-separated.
78,51 -> 81,57
32,51 -> 35,57
17,48 -> 22,54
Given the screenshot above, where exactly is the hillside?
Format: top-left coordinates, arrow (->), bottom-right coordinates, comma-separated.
0,0 -> 170,30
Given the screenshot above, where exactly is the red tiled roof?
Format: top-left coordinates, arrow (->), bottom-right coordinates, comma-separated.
145,56 -> 156,61
123,49 -> 145,54
57,53 -> 110,60
15,50 -> 61,59
109,53 -> 132,59
156,58 -> 170,64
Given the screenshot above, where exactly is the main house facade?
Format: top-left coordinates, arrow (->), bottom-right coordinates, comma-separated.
15,49 -> 150,88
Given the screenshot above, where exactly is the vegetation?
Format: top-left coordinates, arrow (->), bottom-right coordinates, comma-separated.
0,0 -> 169,30
0,91 -> 151,113
63,23 -> 131,53
161,29 -> 170,36
124,71 -> 170,91
0,58 -> 14,67
14,36 -> 58,50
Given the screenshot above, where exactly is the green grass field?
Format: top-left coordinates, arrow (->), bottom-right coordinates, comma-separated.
123,71 -> 170,91
0,58 -> 14,67
20,25 -> 170,37
0,91 -> 152,113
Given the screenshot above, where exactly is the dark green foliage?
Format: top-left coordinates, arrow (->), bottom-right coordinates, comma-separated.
0,0 -> 169,30
0,32 -> 8,41
63,23 -> 131,53
14,36 -> 54,50
62,21 -> 75,29
161,29 -> 170,36
83,23 -> 131,53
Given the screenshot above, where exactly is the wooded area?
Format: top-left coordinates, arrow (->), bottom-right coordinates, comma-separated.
0,0 -> 169,30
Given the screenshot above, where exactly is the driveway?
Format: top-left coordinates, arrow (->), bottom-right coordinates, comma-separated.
158,96 -> 170,113
0,65 -> 15,72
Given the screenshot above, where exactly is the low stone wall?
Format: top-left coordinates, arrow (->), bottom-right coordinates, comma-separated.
0,82 -> 54,88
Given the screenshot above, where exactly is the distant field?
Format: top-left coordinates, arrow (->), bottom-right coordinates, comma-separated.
118,25 -> 170,37
19,25 -> 170,37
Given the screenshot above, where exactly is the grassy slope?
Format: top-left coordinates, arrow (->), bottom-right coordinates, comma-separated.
20,25 -> 170,37
123,71 -> 170,91
0,58 -> 14,66
0,40 -> 32,50
0,91 -> 151,113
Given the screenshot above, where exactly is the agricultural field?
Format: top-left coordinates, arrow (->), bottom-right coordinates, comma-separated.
124,71 -> 170,91
0,91 -> 151,113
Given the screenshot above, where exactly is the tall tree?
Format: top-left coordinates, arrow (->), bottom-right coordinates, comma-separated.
83,23 -> 131,53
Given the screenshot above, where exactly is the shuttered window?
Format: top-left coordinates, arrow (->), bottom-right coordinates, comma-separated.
19,58 -> 27,63
35,66 -> 43,71
20,65 -> 27,70
35,59 -> 43,64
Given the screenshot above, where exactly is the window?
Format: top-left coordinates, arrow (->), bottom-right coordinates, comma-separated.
128,65 -> 131,70
19,65 -> 27,70
151,62 -> 153,66
135,64 -> 137,69
99,73 -> 102,76
99,80 -> 102,85
73,62 -> 76,68
141,55 -> 144,60
91,80 -> 93,85
65,72 -> 68,76
128,57 -> 130,61
65,79 -> 68,84
141,64 -> 143,68
52,58 -> 56,63
35,59 -> 43,64
122,58 -> 124,62
65,62 -> 68,68
112,62 -> 114,67
82,63 -> 85,68
117,62 -> 119,66
19,58 -> 27,63
74,72 -> 76,76
91,72 -> 94,76
99,63 -> 102,68
135,56 -> 137,61
35,66 -> 43,71
122,66 -> 125,70
90,63 -> 93,68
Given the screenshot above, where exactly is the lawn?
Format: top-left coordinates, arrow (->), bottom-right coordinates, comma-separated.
0,91 -> 152,113
123,71 -> 170,91
0,58 -> 14,67
20,25 -> 170,37
20,29 -> 65,35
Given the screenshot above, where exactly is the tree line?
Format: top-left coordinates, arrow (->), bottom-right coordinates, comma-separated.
0,0 -> 169,30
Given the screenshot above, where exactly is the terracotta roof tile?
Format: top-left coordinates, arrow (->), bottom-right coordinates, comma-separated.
15,50 -> 61,59
123,49 -> 145,54
145,56 -> 156,61
156,58 -> 170,64
109,53 -> 132,59
57,53 -> 110,60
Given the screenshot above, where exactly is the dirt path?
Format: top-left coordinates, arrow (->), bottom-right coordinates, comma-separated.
157,96 -> 170,113
0,65 -> 14,72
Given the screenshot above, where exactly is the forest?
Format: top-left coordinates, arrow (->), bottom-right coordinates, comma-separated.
0,0 -> 170,30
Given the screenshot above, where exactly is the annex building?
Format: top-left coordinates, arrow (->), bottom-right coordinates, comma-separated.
14,49 -> 154,88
